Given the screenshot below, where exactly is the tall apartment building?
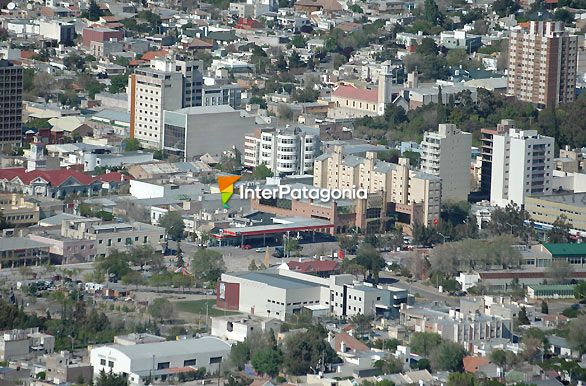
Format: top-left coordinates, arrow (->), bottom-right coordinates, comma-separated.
480,119 -> 516,196
507,21 -> 578,107
244,126 -> 322,176
128,56 -> 203,149
313,146 -> 441,226
0,60 -> 23,148
490,129 -> 555,207
420,124 -> 472,202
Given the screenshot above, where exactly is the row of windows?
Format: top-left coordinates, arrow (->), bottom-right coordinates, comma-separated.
97,235 -> 163,246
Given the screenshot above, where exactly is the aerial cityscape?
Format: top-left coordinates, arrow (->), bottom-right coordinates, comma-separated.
0,0 -> 585,385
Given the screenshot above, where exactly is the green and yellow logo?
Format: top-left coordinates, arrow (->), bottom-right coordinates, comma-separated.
218,176 -> 240,208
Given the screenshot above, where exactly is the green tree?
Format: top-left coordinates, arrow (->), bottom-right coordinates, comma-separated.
122,138 -> 142,151
121,271 -> 144,288
518,306 -> 530,325
250,164 -> 273,180
290,35 -> 306,48
87,0 -> 103,21
409,332 -> 442,356
191,249 -> 226,285
447,372 -> 475,386
492,0 -> 520,17
248,259 -> 259,271
355,244 -> 385,283
159,211 -> 185,241
283,325 -> 338,375
488,202 -> 534,242
416,38 -> 439,56
423,0 -> 442,24
338,234 -> 358,253
63,53 -> 85,72
251,347 -> 282,376
289,50 -> 305,69
429,341 -> 466,371
574,281 -> 586,299
230,341 -> 250,370
94,251 -> 131,281
109,74 -> 128,94
96,369 -> 127,386
547,215 -> 572,243
285,238 -> 302,257
568,315 -> 586,356
148,298 -> 174,322
374,356 -> 404,374
349,3 -> 364,12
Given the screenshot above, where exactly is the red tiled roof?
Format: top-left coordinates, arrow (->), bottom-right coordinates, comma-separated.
0,168 -> 97,187
332,84 -> 378,103
337,22 -> 362,32
463,356 -> 490,373
287,260 -> 339,273
104,22 -> 124,29
142,50 -> 168,61
129,59 -> 146,66
101,15 -> 121,22
20,50 -> 36,59
187,38 -> 213,49
334,332 -> 369,353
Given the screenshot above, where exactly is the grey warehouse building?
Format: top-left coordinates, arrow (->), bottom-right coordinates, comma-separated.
163,106 -> 265,161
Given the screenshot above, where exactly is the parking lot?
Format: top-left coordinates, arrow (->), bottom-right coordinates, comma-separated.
180,240 -> 342,272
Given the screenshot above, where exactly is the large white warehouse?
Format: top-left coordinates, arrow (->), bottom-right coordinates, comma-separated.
89,336 -> 231,385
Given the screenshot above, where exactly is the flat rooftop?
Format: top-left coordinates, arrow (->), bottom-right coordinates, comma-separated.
228,271 -> 320,290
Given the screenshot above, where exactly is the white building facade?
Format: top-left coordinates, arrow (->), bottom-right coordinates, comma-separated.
128,57 -> 203,149
420,124 -> 472,202
244,126 -> 322,176
490,129 -> 554,207
90,337 -> 230,386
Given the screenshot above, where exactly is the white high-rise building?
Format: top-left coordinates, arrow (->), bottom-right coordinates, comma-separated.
490,129 -> 554,207
420,124 -> 472,202
128,56 -> 203,149
244,126 -> 321,176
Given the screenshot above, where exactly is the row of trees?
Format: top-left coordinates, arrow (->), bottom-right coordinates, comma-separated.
229,325 -> 339,376
93,245 -> 226,288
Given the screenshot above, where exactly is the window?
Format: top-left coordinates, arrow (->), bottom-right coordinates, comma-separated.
184,359 -> 197,366
108,361 -> 114,368
100,359 -> 106,366
157,362 -> 170,370
209,357 -> 222,364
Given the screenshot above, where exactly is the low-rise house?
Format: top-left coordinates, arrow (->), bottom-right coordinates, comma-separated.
211,315 -> 281,342
60,218 -> 165,256
0,168 -> 102,198
0,328 -> 55,361
0,238 -> 51,268
45,351 -> 94,385
0,193 -> 40,226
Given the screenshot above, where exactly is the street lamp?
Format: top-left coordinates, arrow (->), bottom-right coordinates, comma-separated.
505,222 -> 517,235
437,232 -> 449,244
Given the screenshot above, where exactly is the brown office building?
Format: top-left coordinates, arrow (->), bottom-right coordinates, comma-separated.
507,21 -> 577,107
0,60 -> 22,148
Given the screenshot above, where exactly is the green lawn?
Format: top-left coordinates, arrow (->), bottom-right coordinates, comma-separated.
175,299 -> 240,316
